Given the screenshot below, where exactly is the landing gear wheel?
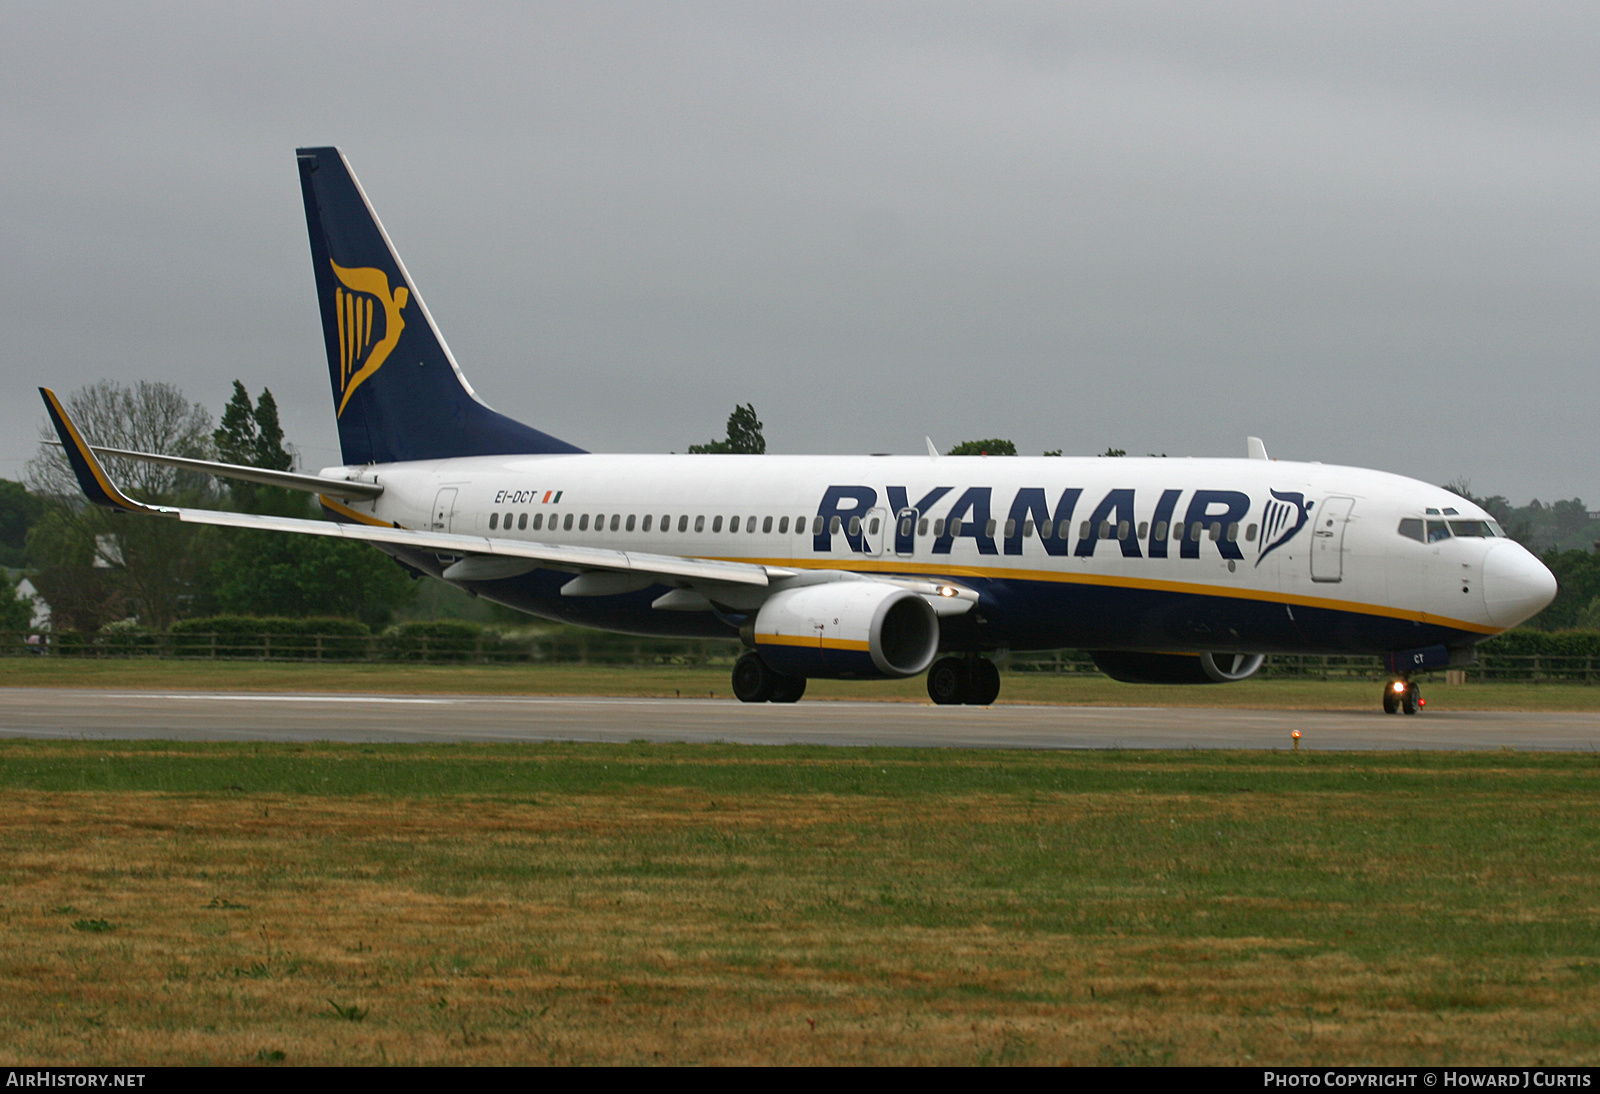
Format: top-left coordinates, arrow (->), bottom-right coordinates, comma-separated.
927,656 -> 970,705
732,652 -> 777,703
1401,682 -> 1421,716
1383,682 -> 1401,714
965,659 -> 1001,706
770,674 -> 807,703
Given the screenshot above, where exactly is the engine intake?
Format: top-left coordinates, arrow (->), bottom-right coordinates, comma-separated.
750,583 -> 940,679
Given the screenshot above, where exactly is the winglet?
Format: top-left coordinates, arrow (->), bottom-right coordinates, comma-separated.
1247,436 -> 1269,461
37,388 -> 176,515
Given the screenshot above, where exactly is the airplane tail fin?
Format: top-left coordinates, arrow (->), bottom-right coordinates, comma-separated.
295,147 -> 584,465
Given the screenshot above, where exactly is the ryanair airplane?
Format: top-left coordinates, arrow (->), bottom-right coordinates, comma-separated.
40,147 -> 1558,713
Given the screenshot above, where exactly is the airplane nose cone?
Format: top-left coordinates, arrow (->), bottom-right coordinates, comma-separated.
1482,542 -> 1558,629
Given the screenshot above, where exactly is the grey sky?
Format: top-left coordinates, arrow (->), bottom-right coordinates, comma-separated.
3,2 -> 1596,505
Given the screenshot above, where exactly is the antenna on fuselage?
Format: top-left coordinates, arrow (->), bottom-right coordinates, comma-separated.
925,436 -> 940,458
1247,436 -> 1269,461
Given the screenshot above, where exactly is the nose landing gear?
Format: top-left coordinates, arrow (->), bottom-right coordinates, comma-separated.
1382,678 -> 1423,715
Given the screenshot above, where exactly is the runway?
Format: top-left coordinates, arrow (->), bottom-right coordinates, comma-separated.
0,688 -> 1596,750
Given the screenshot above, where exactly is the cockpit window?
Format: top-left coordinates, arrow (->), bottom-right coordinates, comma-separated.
1442,507 -> 1459,516
1426,520 -> 1452,543
1397,518 -> 1425,543
1448,520 -> 1495,538
1425,507 -> 1441,515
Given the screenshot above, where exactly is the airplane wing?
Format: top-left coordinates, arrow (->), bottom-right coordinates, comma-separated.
39,387 -> 788,590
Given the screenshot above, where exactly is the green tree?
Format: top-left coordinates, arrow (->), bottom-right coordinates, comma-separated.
214,381 -> 296,514
1100,447 -> 1126,458
688,404 -> 766,454
0,584 -> 32,633
205,381 -> 413,624
0,479 -> 44,568
946,439 -> 1017,456
209,534 -> 413,628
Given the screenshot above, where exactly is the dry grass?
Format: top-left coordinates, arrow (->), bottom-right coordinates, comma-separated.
2,658 -> 1599,710
3,744 -> 1600,1064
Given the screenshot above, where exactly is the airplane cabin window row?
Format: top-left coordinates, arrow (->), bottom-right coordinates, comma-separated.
484,509 -> 1268,548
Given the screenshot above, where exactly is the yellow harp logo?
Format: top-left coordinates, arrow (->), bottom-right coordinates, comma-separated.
331,261 -> 409,417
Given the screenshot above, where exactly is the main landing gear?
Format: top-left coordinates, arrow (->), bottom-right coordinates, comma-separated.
732,652 -> 807,703
1382,678 -> 1423,715
926,656 -> 1001,706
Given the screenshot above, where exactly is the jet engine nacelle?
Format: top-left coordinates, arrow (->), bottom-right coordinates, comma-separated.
1091,650 -> 1266,685
749,582 -> 940,680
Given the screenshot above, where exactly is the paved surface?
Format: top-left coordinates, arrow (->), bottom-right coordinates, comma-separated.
0,688 -> 1596,750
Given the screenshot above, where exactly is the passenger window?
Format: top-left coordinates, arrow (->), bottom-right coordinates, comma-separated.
489,513 -> 499,530
949,519 -> 963,537
1172,522 -> 1184,540
1427,520 -> 1452,543
933,518 -> 945,537
1209,523 -> 1221,541
985,519 -> 996,537
1021,520 -> 1033,538
563,514 -> 574,532
695,515 -> 706,533
848,516 -> 861,536
713,515 -> 723,533
1099,520 -> 1111,540
918,518 -> 929,536
778,516 -> 789,534
1117,520 -> 1129,540
1191,523 -> 1202,542
1153,521 -> 1167,541
1137,521 -> 1148,539
518,513 -> 528,531
1226,522 -> 1238,542
625,514 -> 635,532
532,513 -> 543,531
607,514 -> 617,532
1397,519 -> 1425,542
729,516 -> 740,533
679,515 -> 689,533
812,515 -> 824,535
748,515 -> 757,533
579,514 -> 590,532
1245,523 -> 1256,542
1004,519 -> 1017,538
641,515 -> 651,532
868,517 -> 880,535
763,516 -> 773,534
1080,521 -> 1091,539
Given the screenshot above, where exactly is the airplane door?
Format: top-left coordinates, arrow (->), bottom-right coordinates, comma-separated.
860,508 -> 888,556
432,488 -> 459,533
1311,496 -> 1355,583
894,508 -> 918,557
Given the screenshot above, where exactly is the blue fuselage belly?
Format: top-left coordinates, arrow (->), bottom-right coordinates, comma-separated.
460,568 -> 1476,654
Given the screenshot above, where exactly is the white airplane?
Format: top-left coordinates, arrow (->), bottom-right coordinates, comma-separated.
40,147 -> 1558,713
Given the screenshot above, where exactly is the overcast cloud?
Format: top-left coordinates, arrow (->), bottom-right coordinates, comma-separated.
2,2 -> 1596,504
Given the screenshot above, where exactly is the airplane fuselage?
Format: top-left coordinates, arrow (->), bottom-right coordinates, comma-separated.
327,452 -> 1548,657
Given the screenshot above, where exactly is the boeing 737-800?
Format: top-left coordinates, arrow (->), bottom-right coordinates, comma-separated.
40,147 -> 1558,712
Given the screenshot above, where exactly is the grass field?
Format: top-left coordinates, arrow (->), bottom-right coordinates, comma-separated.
3,657 -> 1600,710
2,741 -> 1599,1065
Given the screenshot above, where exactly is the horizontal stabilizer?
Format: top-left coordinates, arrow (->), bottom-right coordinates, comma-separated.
45,440 -> 382,499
